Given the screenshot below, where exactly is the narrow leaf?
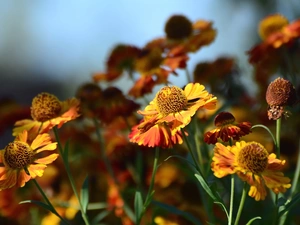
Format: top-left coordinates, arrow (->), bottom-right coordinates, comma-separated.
20,200 -> 56,215
80,175 -> 89,214
278,193 -> 300,217
246,216 -> 262,225
91,210 -> 111,225
134,190 -> 144,223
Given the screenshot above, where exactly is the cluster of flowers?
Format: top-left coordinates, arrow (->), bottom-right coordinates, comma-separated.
0,13 -> 299,225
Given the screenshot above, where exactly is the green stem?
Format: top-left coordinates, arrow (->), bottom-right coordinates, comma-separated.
272,117 -> 282,225
137,147 -> 160,225
279,140 -> 300,225
193,119 -> 204,174
276,118 -> 281,158
30,174 -> 69,225
234,182 -> 247,225
181,128 -> 203,176
251,124 -> 276,147
53,127 -> 90,225
228,175 -> 235,225
93,118 -> 117,184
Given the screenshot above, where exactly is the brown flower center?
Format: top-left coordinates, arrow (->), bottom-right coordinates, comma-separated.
155,86 -> 187,116
164,15 -> 193,40
4,141 -> 34,169
214,111 -> 235,127
237,142 -> 268,174
31,92 -> 62,122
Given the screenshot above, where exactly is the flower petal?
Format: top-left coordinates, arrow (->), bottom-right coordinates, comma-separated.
34,154 -> 59,165
0,169 -> 17,190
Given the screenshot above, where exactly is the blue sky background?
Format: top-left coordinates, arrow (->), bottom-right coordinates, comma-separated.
0,0 -> 299,101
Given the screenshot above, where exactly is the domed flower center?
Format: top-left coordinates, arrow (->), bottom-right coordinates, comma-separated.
4,141 -> 34,169
155,86 -> 187,116
214,112 -> 236,127
31,92 -> 62,122
237,142 -> 268,174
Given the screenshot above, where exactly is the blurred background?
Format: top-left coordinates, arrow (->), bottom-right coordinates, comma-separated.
0,0 -> 299,101
0,0 -> 300,140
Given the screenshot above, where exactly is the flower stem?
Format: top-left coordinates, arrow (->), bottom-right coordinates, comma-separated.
276,118 -> 281,158
185,67 -> 192,83
234,182 -> 247,225
228,174 -> 235,225
181,128 -> 203,176
30,175 -> 69,225
137,147 -> 160,225
53,127 -> 90,225
93,118 -> 117,184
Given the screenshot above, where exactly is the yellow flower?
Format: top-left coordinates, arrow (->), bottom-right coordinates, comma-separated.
212,141 -> 291,201
0,130 -> 58,190
258,14 -> 289,40
129,83 -> 217,148
13,92 -> 80,137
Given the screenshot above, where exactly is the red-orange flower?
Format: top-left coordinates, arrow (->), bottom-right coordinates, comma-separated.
93,44 -> 141,82
129,83 -> 217,148
13,92 -> 80,137
204,111 -> 252,144
212,141 -> 291,201
0,130 -> 58,190
248,14 -> 300,91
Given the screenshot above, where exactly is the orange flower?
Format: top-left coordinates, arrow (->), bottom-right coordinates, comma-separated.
93,44 -> 141,82
247,14 -> 300,91
204,112 -> 252,144
0,130 -> 58,190
212,141 -> 291,201
13,92 -> 80,137
129,83 -> 217,148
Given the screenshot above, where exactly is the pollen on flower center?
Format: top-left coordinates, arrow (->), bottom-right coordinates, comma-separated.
31,92 -> 62,122
237,142 -> 268,174
4,141 -> 34,169
155,86 -> 188,116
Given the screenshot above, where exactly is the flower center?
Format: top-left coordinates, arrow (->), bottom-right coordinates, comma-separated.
155,86 -> 187,116
4,141 -> 34,169
214,111 -> 235,127
237,142 -> 268,174
31,92 -> 62,122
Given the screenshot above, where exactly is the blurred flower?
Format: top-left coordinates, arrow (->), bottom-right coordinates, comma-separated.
76,82 -> 103,118
204,111 -> 252,144
212,141 -> 291,201
154,216 -> 180,225
0,98 -> 30,135
93,44 -> 141,82
164,15 -> 193,40
266,77 -> 297,120
129,83 -> 217,148
248,14 -> 300,91
0,130 -> 58,190
96,87 -> 140,124
13,92 -> 80,138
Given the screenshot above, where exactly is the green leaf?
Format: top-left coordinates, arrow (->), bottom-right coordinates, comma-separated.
134,190 -> 144,223
279,193 -> 300,217
80,175 -> 89,214
194,173 -> 228,219
153,201 -> 203,225
246,216 -> 262,225
144,190 -> 155,208
91,210 -> 111,225
19,200 -> 57,215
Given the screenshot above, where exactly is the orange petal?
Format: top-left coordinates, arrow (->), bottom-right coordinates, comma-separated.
34,154 -> 59,165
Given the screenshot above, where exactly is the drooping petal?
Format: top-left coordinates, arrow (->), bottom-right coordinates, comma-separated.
16,170 -> 32,187
0,169 -> 17,190
34,154 -> 59,165
27,164 -> 47,178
